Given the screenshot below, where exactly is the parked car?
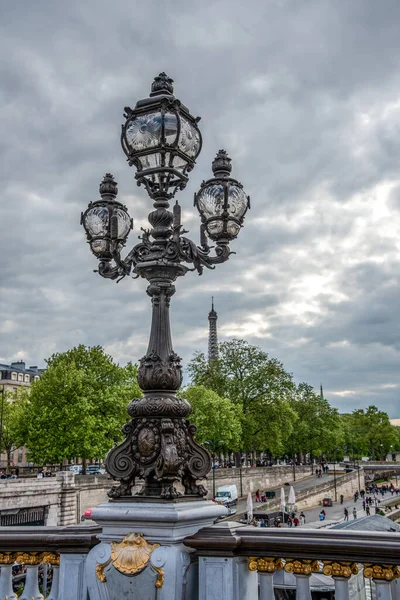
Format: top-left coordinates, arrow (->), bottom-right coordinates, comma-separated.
86,465 -> 106,475
322,497 -> 333,507
68,465 -> 82,474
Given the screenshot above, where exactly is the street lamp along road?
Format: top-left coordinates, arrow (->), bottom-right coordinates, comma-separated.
81,74 -> 250,501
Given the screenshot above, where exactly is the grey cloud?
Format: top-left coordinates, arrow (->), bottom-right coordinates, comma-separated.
1,0 -> 400,416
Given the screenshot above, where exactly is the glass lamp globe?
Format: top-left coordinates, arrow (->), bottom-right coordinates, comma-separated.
81,173 -> 132,260
194,150 -> 250,242
121,73 -> 202,199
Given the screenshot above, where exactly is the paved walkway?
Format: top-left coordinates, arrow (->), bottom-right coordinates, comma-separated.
223,472 -> 335,520
302,485 -> 400,527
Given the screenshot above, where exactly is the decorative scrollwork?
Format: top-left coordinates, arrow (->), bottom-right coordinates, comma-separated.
248,558 -> 284,573
322,561 -> 358,578
137,351 -> 182,391
0,552 -> 16,564
128,395 -> 191,418
284,559 -> 320,576
15,552 -> 43,566
42,552 -> 60,566
363,564 -> 400,581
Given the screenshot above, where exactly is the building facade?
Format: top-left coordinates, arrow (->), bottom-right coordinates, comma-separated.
0,361 -> 44,468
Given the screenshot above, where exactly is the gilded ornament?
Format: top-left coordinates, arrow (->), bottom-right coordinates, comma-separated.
152,564 -> 165,588
0,552 -> 16,564
41,552 -> 60,566
111,533 -> 160,575
96,559 -> 112,583
284,559 -> 320,576
322,561 -> 358,578
248,557 -> 284,573
14,552 -> 43,565
96,533 -> 164,588
363,564 -> 400,581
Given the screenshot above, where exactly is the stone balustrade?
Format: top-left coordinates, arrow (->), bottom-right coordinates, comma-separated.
0,525 -> 100,599
1,516 -> 399,599
184,522 -> 400,600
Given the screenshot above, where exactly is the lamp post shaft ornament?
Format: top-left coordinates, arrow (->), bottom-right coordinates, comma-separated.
81,73 -> 250,501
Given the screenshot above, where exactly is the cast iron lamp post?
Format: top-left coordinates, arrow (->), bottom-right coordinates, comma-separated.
81,73 -> 250,501
204,439 -> 224,498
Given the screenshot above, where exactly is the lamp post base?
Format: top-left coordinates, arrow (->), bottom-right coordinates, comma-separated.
86,500 -> 227,600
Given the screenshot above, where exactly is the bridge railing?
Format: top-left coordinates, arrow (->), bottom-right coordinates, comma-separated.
0,524 -> 100,599
184,522 -> 400,600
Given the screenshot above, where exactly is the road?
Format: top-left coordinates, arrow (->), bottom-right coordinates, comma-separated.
222,472 -> 336,521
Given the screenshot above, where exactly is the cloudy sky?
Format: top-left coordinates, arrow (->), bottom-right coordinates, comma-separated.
1,0 -> 400,416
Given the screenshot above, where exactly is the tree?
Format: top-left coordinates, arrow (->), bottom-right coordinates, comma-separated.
289,383 -> 344,460
345,406 -> 398,460
26,345 -> 141,471
0,389 -> 30,470
187,339 -> 297,454
183,385 -> 242,451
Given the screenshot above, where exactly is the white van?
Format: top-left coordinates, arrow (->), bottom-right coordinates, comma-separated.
215,485 -> 238,515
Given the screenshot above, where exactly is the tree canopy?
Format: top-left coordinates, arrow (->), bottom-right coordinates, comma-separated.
289,383 -> 344,459
0,389 -> 30,469
341,405 -> 399,460
25,345 -> 140,469
187,339 -> 297,454
183,385 -> 242,452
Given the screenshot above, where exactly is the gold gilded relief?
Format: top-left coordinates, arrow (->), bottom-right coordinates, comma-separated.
322,561 -> 358,578
14,552 -> 43,566
41,552 -> 60,566
96,533 -> 164,588
0,552 -> 16,564
248,557 -> 284,573
363,564 -> 400,581
284,559 -> 320,576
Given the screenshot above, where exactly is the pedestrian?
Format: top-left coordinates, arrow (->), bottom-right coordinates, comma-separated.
293,516 -> 299,527
319,511 -> 325,521
300,511 -> 306,524
344,508 -> 349,521
287,516 -> 293,527
366,504 -> 370,516
362,500 -> 366,511
353,507 -> 357,520
255,489 -> 260,502
340,494 -> 344,504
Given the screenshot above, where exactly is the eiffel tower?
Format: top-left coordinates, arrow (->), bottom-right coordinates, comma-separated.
208,297 -> 218,362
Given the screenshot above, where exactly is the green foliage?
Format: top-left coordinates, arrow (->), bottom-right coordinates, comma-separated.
342,406 -> 398,460
26,345 -> 141,466
183,385 -> 242,451
289,383 -> 344,458
187,339 -> 297,453
0,389 -> 30,468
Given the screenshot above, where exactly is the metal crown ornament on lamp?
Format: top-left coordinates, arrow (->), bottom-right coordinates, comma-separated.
81,73 -> 250,501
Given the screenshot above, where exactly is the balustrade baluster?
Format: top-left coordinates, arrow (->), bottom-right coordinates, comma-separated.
42,552 -> 60,600
323,561 -> 358,600
47,565 -> 60,600
19,564 -> 42,600
248,557 -> 283,600
391,578 -> 400,600
364,564 -> 400,600
284,559 -> 320,600
0,555 -> 18,600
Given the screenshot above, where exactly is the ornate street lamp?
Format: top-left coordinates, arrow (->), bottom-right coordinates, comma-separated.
81,73 -> 250,500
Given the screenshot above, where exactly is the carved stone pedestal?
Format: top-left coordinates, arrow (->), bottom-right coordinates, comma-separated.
86,500 -> 227,600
